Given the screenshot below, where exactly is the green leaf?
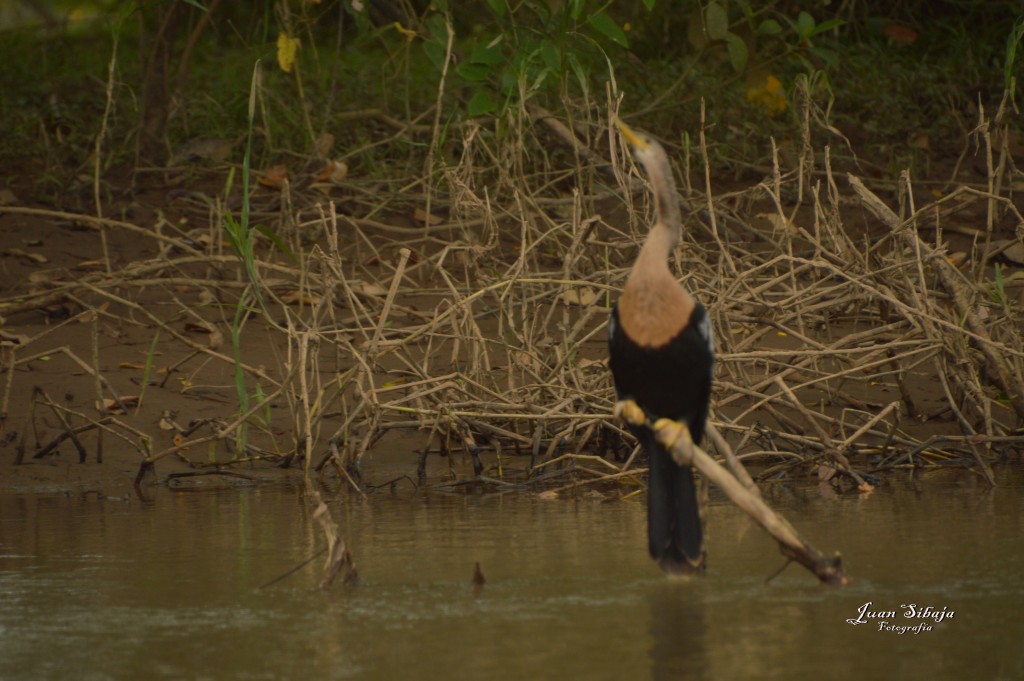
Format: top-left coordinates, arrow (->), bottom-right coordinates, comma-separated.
540,40 -> 560,72
223,213 -> 244,255
499,66 -> 517,93
797,11 -> 815,39
426,13 -> 448,41
757,19 -> 782,35
486,0 -> 506,18
642,0 -> 656,10
423,41 -> 446,71
255,224 -> 295,261
705,1 -> 728,41
467,90 -> 497,117
567,53 -> 589,97
809,46 -> 839,70
136,329 -> 161,412
224,165 -> 236,197
725,32 -> 748,74
588,11 -> 629,48
469,40 -> 504,66
1005,19 -> 1024,92
528,68 -> 550,93
457,62 -> 491,82
422,14 -> 450,71
569,0 -> 586,21
812,18 -> 845,35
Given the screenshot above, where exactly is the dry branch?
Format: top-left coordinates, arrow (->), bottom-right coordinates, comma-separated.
5,100 -> 1021,509
620,401 -> 848,586
848,173 -> 1024,421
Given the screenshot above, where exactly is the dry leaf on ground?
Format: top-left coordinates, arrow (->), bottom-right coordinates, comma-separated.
560,287 -> 598,306
259,165 -> 289,190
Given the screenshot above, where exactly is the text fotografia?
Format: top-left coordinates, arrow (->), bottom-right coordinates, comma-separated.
846,602 -> 955,634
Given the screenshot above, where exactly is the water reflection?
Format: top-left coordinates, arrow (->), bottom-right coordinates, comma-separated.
650,582 -> 709,681
0,468 -> 1022,680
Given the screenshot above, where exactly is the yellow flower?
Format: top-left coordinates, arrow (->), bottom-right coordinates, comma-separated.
746,74 -> 787,116
277,33 -> 300,73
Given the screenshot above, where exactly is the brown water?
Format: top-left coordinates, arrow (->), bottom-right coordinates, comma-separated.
1,469 -> 1022,681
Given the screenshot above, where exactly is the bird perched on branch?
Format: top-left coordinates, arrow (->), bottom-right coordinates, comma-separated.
608,117 -> 714,575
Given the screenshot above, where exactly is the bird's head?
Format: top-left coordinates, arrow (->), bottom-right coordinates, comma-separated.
613,115 -> 680,230
614,117 -> 665,173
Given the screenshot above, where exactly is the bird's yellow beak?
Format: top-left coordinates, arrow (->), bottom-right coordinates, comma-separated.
613,117 -> 650,151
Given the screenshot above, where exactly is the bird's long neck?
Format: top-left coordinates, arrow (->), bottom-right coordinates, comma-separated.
645,153 -> 682,234
630,146 -> 684,295
634,217 -> 679,275
634,146 -> 682,270
619,222 -> 693,350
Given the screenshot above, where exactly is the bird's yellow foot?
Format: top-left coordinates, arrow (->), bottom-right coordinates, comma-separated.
653,418 -> 694,467
614,399 -> 647,427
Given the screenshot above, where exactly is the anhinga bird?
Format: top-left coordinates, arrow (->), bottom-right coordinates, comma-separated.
608,118 -> 714,575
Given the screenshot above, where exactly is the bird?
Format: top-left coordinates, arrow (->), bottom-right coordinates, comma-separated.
608,117 -> 714,575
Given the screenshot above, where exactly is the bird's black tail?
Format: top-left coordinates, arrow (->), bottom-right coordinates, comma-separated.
644,433 -> 705,574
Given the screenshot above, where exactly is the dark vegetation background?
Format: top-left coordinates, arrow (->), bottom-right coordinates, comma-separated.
1,0 -> 1021,197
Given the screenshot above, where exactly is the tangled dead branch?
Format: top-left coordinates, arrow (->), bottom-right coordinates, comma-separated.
2,104 -> 1023,501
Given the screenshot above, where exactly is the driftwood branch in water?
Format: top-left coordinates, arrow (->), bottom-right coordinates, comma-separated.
616,399 -> 848,586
